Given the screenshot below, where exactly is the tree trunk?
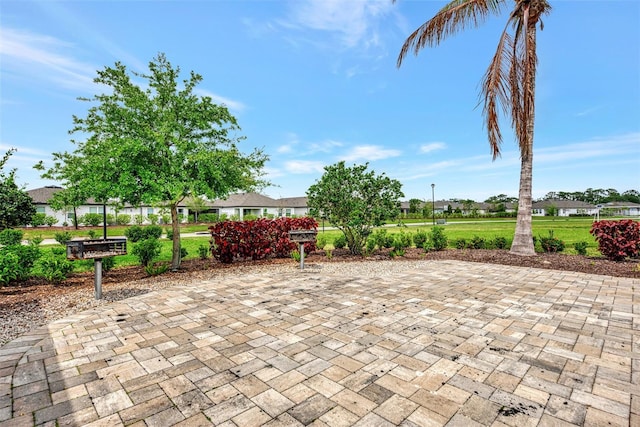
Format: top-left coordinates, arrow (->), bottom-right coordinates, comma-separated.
170,204 -> 181,270
510,21 -> 537,256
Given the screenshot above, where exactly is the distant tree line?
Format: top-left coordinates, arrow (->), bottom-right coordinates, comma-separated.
539,188 -> 639,205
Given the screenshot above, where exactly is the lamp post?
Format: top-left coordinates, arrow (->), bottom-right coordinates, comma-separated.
431,183 -> 435,225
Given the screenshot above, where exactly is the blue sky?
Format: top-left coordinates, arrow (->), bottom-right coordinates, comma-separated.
1,0 -> 639,202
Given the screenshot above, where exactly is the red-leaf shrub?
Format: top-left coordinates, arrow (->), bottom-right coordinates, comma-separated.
209,217 -> 318,264
589,219 -> 640,261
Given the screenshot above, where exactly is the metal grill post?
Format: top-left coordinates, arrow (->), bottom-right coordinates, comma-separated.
94,258 -> 102,299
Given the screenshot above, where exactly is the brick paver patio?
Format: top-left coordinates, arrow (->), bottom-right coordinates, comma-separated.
0,260 -> 637,426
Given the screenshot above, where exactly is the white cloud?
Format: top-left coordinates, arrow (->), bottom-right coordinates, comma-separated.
284,160 -> 326,174
419,142 -> 446,154
0,27 -> 96,91
341,145 -> 401,162
195,89 -> 246,113
0,143 -> 49,157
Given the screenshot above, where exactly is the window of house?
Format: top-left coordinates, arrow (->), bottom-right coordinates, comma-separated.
89,206 -> 104,214
263,208 -> 268,216
36,206 -> 46,213
285,208 -> 292,217
147,208 -> 154,215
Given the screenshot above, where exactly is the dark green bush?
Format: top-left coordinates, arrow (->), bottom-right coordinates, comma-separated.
370,229 -> 394,249
469,235 -> 486,249
573,241 -> 588,256
412,229 -> 429,249
180,246 -> 188,259
539,230 -> 565,253
333,234 -> 347,249
87,230 -> 99,239
30,213 -> 46,227
0,245 -> 40,284
315,234 -> 328,250
51,246 -> 66,256
102,256 -> 116,272
145,262 -> 169,276
492,236 -> 509,250
393,232 -> 412,252
144,225 -> 163,240
125,225 -> 144,242
0,229 -> 24,246
44,215 -> 58,227
54,231 -> 73,245
80,213 -> 103,227
430,227 -> 448,251
147,214 -> 159,225
132,238 -> 162,267
454,238 -> 467,249
198,244 -> 209,260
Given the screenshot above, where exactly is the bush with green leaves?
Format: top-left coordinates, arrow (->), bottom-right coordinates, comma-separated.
573,241 -> 588,256
80,213 -> 103,227
145,262 -> 169,276
132,238 -> 162,267
31,213 -> 46,227
0,245 -> 40,285
412,229 -> 429,249
454,238 -> 467,249
147,214 -> 159,225
102,256 -> 116,272
469,235 -> 486,249
144,225 -> 163,240
370,229 -> 394,249
29,235 -> 43,246
539,230 -> 565,253
429,227 -> 448,251
50,246 -> 66,256
134,214 -> 144,225
198,244 -> 209,260
315,234 -> 327,250
87,230 -> 99,239
125,225 -> 162,242
106,213 -> 116,226
392,232 -> 412,252
116,214 -> 131,225
365,236 -> 377,254
44,215 -> 58,227
0,228 -> 24,246
34,255 -> 73,283
161,214 -> 171,225
492,236 -> 509,250
180,246 -> 188,259
54,231 -> 73,245
333,234 -> 347,249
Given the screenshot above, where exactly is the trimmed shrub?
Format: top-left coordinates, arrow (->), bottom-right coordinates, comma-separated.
392,232 -> 412,252
132,238 -> 162,267
315,234 -> 328,250
106,213 -> 116,226
198,244 -> 209,260
492,236 -> 509,250
574,241 -> 588,256
116,214 -> 131,225
125,225 -> 162,242
147,214 -> 159,225
412,229 -> 429,249
370,229 -> 394,249
430,226 -> 448,251
0,229 -> 24,246
590,219 -> 640,261
54,231 -> 73,246
102,256 -> 116,272
31,213 -> 46,227
469,235 -> 486,249
80,213 -> 103,227
44,215 -> 58,227
539,230 -> 565,253
454,238 -> 467,249
145,262 -> 169,276
333,234 -> 347,249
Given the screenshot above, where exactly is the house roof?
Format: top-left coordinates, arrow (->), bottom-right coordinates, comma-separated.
532,199 -> 595,209
209,192 -> 280,208
277,197 -> 308,208
27,186 -> 64,204
603,201 -> 640,208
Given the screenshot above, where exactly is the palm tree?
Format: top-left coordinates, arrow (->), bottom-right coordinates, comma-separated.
395,0 -> 551,256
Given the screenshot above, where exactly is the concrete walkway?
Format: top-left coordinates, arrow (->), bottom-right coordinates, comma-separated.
0,261 -> 637,426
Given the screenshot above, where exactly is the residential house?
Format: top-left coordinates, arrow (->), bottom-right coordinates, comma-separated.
531,199 -> 597,217
601,201 -> 640,216
207,193 -> 309,219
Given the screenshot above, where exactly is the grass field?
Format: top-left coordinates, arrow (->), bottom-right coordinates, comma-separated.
26,216 -> 633,273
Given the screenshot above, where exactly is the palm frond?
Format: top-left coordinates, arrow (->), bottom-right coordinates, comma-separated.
397,0 -> 505,67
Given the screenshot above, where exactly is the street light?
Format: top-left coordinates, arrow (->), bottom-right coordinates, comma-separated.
431,183 -> 435,225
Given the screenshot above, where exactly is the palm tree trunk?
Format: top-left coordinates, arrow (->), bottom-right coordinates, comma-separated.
510,21 -> 537,256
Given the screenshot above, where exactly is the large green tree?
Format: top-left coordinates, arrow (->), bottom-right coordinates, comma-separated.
395,0 -> 551,256
307,162 -> 404,255
0,149 -> 36,230
40,54 -> 267,269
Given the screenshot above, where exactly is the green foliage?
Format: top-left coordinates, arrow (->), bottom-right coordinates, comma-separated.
307,161 -> 403,255
34,255 -> 74,283
392,232 -> 412,255
198,244 -> 209,260
116,214 -> 131,225
573,241 -> 588,256
106,213 -> 116,225
0,149 -> 36,230
180,246 -> 188,259
161,214 -> 171,225
0,228 -> 24,246
291,250 -> 301,262
429,227 -> 448,251
539,230 -> 565,253
87,230 -> 99,239
125,225 -> 162,242
315,234 -> 328,250
134,214 -> 144,225
145,262 -> 169,276
38,53 -> 268,269
79,213 -> 103,227
454,238 -> 467,249
492,236 -> 509,250
31,213 -> 46,227
197,213 -> 219,223
44,215 -> 58,227
333,234 -> 347,249
365,236 -> 377,254
51,246 -> 66,256
29,235 -> 43,246
469,235 -> 486,249
102,256 -> 116,272
132,238 -> 162,267
370,229 -> 394,249
54,231 -> 73,245
0,245 -> 40,284
412,229 -> 429,249
325,249 -> 333,259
